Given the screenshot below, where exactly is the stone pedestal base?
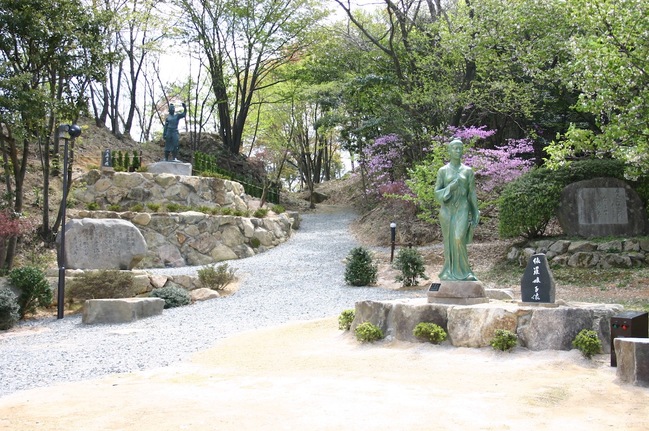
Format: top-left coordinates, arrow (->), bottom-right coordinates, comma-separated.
427,280 -> 489,305
148,161 -> 192,176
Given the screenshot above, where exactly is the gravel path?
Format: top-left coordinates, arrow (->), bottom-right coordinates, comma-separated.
0,208 -> 421,398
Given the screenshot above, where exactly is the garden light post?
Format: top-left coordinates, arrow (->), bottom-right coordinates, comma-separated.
390,221 -> 396,263
56,124 -> 81,319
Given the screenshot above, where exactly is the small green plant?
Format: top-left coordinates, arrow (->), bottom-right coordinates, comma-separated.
197,263 -> 237,291
220,207 -> 234,216
108,204 -> 121,212
129,203 -> 144,212
393,247 -> 429,287
0,288 -> 20,330
233,209 -> 249,217
249,237 -> 261,248
66,270 -> 135,301
86,202 -> 99,211
150,285 -> 191,309
166,202 -> 182,212
572,329 -> 602,359
253,208 -> 269,218
8,266 -> 53,318
146,203 -> 161,212
413,322 -> 447,344
490,329 -> 518,351
197,205 -> 212,214
344,247 -> 378,286
354,321 -> 383,342
338,309 -> 355,331
271,204 -> 285,214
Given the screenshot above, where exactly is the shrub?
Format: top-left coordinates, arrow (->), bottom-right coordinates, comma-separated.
338,309 -> 355,331
0,288 -> 20,330
129,203 -> 144,212
498,159 -> 628,239
66,270 -> 135,301
107,204 -> 121,212
250,237 -> 261,248
150,285 -> 191,309
86,202 -> 99,211
413,322 -> 447,344
490,329 -> 518,351
354,322 -> 383,342
166,202 -> 182,212
271,204 -> 285,214
572,329 -> 602,359
253,208 -> 269,218
197,263 -> 237,291
344,247 -> 378,286
146,203 -> 161,212
220,207 -> 234,216
393,248 -> 429,287
8,266 -> 53,318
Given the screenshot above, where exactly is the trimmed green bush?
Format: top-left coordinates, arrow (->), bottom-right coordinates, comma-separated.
344,247 -> 378,286
8,266 -> 52,318
0,288 -> 20,330
490,329 -> 518,351
338,309 -> 355,331
197,263 -> 236,291
498,159 -> 629,239
572,329 -> 602,359
413,322 -> 447,344
393,248 -> 429,287
354,321 -> 383,343
66,270 -> 135,301
150,285 -> 191,309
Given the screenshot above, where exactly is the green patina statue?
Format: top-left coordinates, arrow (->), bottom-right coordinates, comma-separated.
163,102 -> 187,161
434,138 -> 480,281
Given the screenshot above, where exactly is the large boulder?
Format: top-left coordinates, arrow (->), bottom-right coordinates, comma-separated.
615,338 -> 649,387
58,218 -> 147,270
82,298 -> 164,324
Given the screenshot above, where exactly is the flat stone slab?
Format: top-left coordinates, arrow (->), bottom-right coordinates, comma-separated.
428,280 -> 489,304
82,298 -> 165,324
615,338 -> 649,387
147,161 -> 192,176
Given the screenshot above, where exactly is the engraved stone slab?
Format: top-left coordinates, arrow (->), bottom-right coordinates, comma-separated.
521,253 -> 555,303
427,280 -> 489,305
58,218 -> 147,270
558,177 -> 647,237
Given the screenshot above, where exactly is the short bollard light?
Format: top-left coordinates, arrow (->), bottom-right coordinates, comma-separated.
390,221 -> 396,263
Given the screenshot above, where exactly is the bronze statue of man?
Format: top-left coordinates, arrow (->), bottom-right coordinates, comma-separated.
434,138 -> 480,281
163,102 -> 186,161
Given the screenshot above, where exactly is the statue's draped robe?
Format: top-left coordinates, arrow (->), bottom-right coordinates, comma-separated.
434,163 -> 479,281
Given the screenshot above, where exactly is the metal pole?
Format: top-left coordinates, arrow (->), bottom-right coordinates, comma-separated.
57,137 -> 69,319
390,222 -> 396,263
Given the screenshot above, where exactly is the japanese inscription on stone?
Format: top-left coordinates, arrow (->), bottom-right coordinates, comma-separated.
102,149 -> 112,168
577,187 -> 628,225
521,253 -> 556,303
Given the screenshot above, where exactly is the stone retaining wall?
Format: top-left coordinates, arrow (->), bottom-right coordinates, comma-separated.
507,238 -> 649,269
74,209 -> 294,268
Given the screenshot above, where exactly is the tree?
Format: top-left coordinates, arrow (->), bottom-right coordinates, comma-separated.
0,0 -> 110,268
175,0 -> 327,155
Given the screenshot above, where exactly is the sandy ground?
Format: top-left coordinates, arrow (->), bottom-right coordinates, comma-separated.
1,316 -> 647,431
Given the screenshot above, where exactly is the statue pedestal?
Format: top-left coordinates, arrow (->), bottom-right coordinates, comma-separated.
427,280 -> 489,305
148,161 -> 192,176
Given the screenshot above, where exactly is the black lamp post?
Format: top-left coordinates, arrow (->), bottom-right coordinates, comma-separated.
56,124 -> 81,319
390,221 -> 396,262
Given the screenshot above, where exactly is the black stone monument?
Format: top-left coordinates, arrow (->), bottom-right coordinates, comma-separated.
521,253 -> 556,303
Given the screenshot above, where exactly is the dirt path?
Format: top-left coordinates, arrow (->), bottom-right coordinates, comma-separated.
1,317 -> 647,430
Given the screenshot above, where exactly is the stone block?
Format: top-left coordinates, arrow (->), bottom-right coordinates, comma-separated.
391,299 -> 448,342
147,161 -> 192,176
58,218 -> 147,270
518,307 -> 594,350
427,281 -> 488,305
82,298 -> 164,324
615,338 -> 649,387
448,306 -> 519,348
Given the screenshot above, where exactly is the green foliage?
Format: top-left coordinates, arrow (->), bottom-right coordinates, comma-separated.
107,204 -> 121,212
338,309 -> 355,331
344,247 -> 378,286
146,203 -> 161,212
197,263 -> 236,291
405,142 -> 448,223
393,248 -> 429,287
250,237 -> 261,248
490,329 -> 518,352
8,266 -> 52,318
572,329 -> 602,359
498,159 -> 628,238
0,287 -> 20,330
354,322 -> 383,343
66,270 -> 135,301
413,322 -> 447,344
271,204 -> 286,214
166,202 -> 182,212
129,203 -> 144,212
253,208 -> 269,218
86,202 -> 99,211
150,285 -> 191,309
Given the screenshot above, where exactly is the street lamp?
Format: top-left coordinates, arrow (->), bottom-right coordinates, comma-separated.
390,221 -> 396,263
56,124 -> 81,319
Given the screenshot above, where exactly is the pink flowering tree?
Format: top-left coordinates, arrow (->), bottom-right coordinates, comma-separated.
0,210 -> 33,272
359,134 -> 412,199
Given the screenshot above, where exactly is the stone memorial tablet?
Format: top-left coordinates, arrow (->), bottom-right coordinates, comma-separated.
521,253 -> 555,303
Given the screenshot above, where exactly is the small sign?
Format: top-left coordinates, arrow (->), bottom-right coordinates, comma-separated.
521,253 -> 555,303
429,283 -> 441,292
101,149 -> 112,167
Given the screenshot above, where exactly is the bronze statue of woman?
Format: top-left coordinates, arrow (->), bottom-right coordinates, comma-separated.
434,138 -> 480,281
